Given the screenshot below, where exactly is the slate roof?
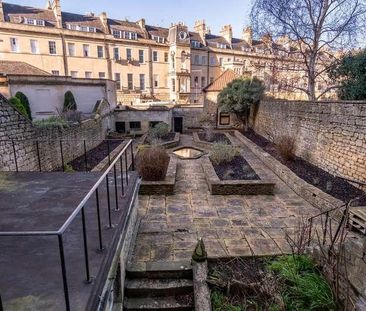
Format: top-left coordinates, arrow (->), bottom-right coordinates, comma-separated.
146,25 -> 169,39
204,69 -> 239,92
62,12 -> 105,32
0,61 -> 51,76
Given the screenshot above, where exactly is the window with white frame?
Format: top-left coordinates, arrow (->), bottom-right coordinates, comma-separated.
126,48 -> 132,61
51,70 -> 60,76
99,72 -> 106,79
97,46 -> 104,58
151,35 -> 165,43
217,43 -> 227,49
127,73 -> 133,90
210,56 -> 215,65
85,71 -> 92,79
70,71 -> 78,78
194,55 -> 200,65
114,47 -> 120,60
139,50 -> 144,63
68,43 -> 75,56
153,74 -> 159,88
30,39 -> 38,54
83,44 -> 90,57
152,51 -> 158,62
24,18 -> 45,26
115,73 -> 121,90
112,29 -> 122,38
10,38 -> 19,52
48,41 -> 56,54
66,24 -> 96,32
191,40 -> 201,48
139,74 -> 145,90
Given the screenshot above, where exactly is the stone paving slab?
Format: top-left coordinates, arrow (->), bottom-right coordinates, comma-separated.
130,134 -> 321,264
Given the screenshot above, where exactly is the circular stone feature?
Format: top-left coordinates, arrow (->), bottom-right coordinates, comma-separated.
172,146 -> 204,160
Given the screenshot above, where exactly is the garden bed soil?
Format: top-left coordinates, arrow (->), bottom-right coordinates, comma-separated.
244,130 -> 366,205
198,132 -> 231,144
211,155 -> 260,181
68,140 -> 122,171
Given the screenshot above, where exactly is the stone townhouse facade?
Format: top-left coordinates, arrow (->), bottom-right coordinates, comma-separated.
0,0 -> 333,106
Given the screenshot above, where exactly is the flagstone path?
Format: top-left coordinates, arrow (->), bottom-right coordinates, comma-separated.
130,134 -> 320,263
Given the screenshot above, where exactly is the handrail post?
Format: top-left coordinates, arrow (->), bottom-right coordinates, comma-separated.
58,234 -> 71,311
83,140 -> 88,171
323,212 -> 329,245
107,140 -> 111,166
130,140 -> 135,171
81,206 -> 92,283
308,218 -> 313,246
95,188 -> 104,251
106,175 -> 112,228
12,140 -> 18,172
120,156 -> 124,197
125,150 -> 129,185
113,164 -> 119,211
36,140 -> 41,172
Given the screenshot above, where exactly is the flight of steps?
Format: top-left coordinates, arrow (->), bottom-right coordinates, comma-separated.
124,261 -> 194,311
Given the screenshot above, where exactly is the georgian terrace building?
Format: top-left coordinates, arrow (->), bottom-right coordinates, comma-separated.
0,0 -> 329,106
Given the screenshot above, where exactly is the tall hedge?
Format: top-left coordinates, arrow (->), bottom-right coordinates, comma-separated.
63,90 -> 77,111
9,97 -> 28,118
15,91 -> 32,120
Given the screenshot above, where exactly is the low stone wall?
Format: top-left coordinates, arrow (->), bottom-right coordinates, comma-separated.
251,100 -> 366,183
201,155 -> 275,195
0,94 -> 111,171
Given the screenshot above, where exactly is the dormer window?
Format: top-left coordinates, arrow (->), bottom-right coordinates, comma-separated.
191,40 -> 201,48
66,24 -> 97,32
24,18 -> 45,26
217,43 -> 227,49
113,30 -> 138,40
151,35 -> 165,43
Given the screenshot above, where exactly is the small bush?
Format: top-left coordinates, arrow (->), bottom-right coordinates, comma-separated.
210,142 -> 240,165
148,122 -> 170,140
136,146 -> 169,181
9,97 -> 28,118
15,91 -> 32,120
33,116 -> 69,129
63,110 -> 82,123
63,90 -> 77,111
276,135 -> 296,161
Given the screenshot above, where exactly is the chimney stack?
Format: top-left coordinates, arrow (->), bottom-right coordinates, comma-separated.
194,20 -> 208,42
137,18 -> 146,29
0,0 -> 4,22
220,25 -> 233,44
242,26 -> 253,46
51,0 -> 62,28
261,33 -> 272,47
99,12 -> 109,34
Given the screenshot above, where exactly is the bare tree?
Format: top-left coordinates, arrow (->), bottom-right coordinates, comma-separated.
251,0 -> 366,101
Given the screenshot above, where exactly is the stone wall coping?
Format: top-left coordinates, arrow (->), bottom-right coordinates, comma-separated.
262,99 -> 366,104
234,130 -> 343,212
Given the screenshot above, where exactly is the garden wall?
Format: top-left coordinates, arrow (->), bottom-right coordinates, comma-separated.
251,100 -> 366,183
0,94 -> 111,171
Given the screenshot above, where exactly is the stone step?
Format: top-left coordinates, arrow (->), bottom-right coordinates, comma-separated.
124,295 -> 194,311
126,261 -> 192,279
125,278 -> 193,297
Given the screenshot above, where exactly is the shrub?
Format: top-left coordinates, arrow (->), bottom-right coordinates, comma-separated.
268,255 -> 336,311
148,122 -> 170,140
210,142 -> 240,165
136,146 -> 169,181
276,135 -> 296,161
33,116 -> 69,129
15,91 -> 32,120
63,90 -> 77,111
9,97 -> 28,118
63,110 -> 82,123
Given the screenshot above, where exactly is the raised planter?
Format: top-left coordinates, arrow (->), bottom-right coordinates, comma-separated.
234,130 -> 343,213
201,155 -> 275,195
141,132 -> 180,149
193,132 -> 233,148
139,156 -> 177,195
91,140 -> 126,172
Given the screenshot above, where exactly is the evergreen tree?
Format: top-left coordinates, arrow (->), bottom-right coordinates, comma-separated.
15,91 -> 32,120
63,90 -> 77,111
9,97 -> 28,118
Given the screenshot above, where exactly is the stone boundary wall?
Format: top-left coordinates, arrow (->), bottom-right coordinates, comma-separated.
251,100 -> 366,183
0,94 -> 110,171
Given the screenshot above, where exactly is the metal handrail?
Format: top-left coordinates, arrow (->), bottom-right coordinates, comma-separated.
0,139 -> 136,311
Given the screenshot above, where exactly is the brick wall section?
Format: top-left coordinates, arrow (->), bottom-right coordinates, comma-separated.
251,100 -> 366,182
0,94 -> 110,171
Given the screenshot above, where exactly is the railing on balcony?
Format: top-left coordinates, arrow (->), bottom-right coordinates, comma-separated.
0,140 -> 139,311
0,138 -> 127,172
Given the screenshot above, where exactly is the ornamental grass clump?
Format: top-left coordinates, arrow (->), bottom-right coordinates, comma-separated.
136,146 -> 169,181
210,142 -> 240,165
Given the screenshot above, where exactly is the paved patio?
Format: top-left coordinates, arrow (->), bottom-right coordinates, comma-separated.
131,134 -> 320,263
